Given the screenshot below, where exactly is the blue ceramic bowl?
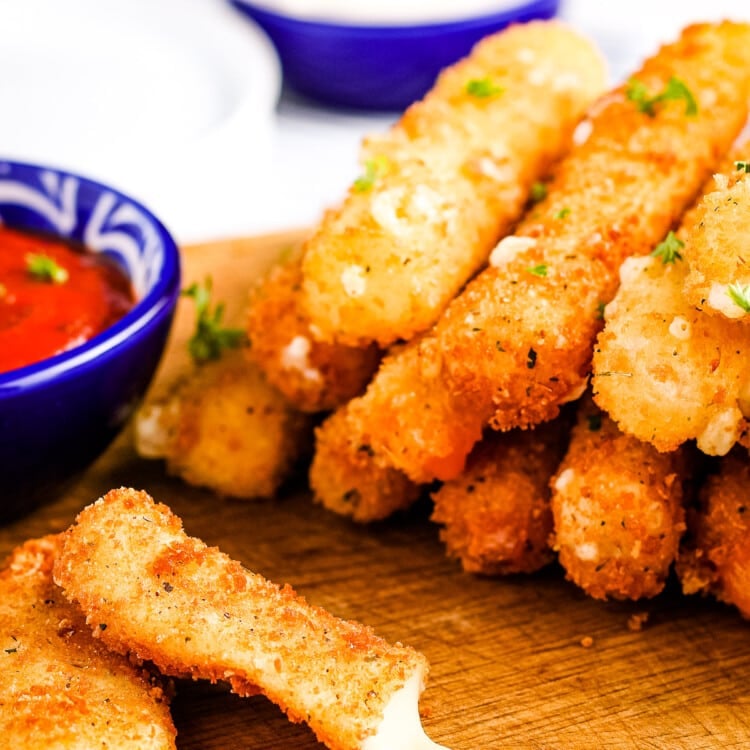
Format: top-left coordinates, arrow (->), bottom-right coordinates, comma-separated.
0,161 -> 180,519
230,0 -> 560,110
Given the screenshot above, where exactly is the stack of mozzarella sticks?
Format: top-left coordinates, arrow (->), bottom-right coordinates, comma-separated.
135,20 -> 750,621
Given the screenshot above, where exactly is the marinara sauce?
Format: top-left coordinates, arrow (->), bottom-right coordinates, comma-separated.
0,226 -> 134,373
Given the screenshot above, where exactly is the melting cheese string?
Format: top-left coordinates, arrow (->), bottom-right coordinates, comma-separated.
363,670 -> 450,750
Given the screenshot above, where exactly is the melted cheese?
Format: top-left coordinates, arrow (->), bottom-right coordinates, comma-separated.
363,670 -> 449,750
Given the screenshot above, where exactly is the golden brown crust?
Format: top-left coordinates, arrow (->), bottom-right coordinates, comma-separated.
550,398 -> 688,601
309,408 -> 421,523
302,21 -> 606,347
0,535 -> 176,749
312,22 -> 750,492
592,229 -> 750,456
247,260 -> 380,413
681,146 -> 750,322
431,417 -> 571,575
135,348 -> 312,499
441,21 -> 750,426
677,450 -> 750,618
54,489 -> 430,750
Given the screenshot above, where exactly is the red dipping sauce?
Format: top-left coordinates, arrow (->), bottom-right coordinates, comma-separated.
0,226 -> 135,373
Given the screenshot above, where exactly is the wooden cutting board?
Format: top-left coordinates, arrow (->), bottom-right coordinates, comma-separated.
2,231 -> 750,749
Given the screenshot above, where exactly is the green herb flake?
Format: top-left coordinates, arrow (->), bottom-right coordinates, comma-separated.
465,77 -> 504,99
4,647 -> 17,654
650,231 -> 684,264
182,277 -> 247,364
26,253 -> 69,284
527,264 -> 548,277
353,155 -> 390,193
727,282 -> 750,313
735,161 -> 750,173
587,413 -> 602,432
530,181 -> 548,203
554,207 -> 571,220
596,301 -> 606,320
625,75 -> 698,117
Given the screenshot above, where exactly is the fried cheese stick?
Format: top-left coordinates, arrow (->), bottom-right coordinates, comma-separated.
431,417 -> 571,575
247,258 -> 380,413
592,185 -> 750,455
550,398 -> 688,601
310,408 -> 421,523
314,22 -> 750,495
681,156 -> 750,322
54,489 -> 447,750
135,349 -> 312,498
677,450 -> 750,618
302,21 -> 607,347
0,535 -> 176,749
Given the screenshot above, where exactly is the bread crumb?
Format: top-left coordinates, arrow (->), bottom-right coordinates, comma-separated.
627,612 -> 649,632
580,636 -> 594,648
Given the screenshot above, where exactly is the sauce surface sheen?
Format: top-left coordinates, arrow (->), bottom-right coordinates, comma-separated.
0,226 -> 134,374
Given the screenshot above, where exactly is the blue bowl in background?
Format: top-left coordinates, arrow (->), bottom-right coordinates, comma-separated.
230,0 -> 560,110
0,161 -> 180,520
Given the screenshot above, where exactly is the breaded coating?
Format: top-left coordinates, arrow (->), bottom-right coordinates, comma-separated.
302,21 -> 607,347
431,417 -> 571,576
318,22 -> 750,489
682,156 -> 750,322
310,408 -> 421,523
550,398 -> 688,601
677,450 -> 750,618
593,250 -> 750,456
54,489 -> 444,750
439,22 -> 750,426
135,348 -> 312,498
247,259 -> 380,412
0,535 -> 175,750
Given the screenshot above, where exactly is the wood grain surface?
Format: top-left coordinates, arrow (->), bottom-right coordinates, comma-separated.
2,232 -> 750,749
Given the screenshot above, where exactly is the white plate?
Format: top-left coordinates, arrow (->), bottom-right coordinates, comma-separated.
0,0 -> 281,243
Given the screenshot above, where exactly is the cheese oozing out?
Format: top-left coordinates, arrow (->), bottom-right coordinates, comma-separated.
362,669 -> 450,750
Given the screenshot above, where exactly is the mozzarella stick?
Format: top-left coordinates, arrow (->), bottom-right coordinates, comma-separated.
681,153 -> 750,322
0,535 -> 175,749
592,218 -> 750,456
550,398 -> 688,601
247,258 -> 380,413
318,22 -> 750,488
54,489 -> 447,750
431,417 -> 571,576
310,408 -> 421,523
302,21 -> 606,347
677,450 -> 750,618
135,349 -> 312,499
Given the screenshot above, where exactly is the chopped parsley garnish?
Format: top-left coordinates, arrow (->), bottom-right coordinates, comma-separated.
182,277 -> 246,364
735,161 -> 750,173
650,231 -> 684,264
530,181 -> 548,203
353,155 -> 390,193
466,78 -> 504,98
727,282 -> 750,313
527,264 -> 548,277
625,76 -> 697,117
26,253 -> 69,284
596,301 -> 606,320
554,207 -> 571,220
